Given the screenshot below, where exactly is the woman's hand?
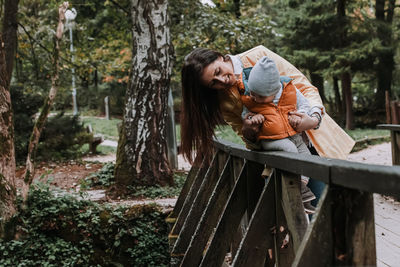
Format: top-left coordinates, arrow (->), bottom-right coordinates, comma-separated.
288,111 -> 319,132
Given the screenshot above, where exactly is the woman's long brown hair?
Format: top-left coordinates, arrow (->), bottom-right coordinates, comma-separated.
180,48 -> 227,164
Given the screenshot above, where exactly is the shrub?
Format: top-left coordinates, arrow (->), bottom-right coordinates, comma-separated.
36,113 -> 92,160
11,85 -> 44,163
0,183 -> 170,266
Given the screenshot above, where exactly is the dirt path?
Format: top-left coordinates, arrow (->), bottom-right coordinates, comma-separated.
347,142 -> 391,165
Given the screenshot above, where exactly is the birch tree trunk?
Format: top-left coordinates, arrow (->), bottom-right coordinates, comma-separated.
114,0 -> 173,187
21,2 -> 68,201
0,34 -> 17,239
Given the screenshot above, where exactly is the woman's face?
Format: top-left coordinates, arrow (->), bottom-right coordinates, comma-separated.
200,56 -> 235,90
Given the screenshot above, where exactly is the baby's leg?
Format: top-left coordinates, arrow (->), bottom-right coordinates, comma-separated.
288,134 -> 311,184
260,138 -> 298,153
288,134 -> 311,156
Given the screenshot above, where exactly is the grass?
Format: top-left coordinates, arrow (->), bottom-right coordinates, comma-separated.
345,128 -> 390,141
80,143 -> 117,155
81,117 -> 121,141
175,124 -> 245,145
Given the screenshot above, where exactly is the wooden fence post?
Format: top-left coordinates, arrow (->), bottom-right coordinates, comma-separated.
104,96 -> 109,120
166,89 -> 178,169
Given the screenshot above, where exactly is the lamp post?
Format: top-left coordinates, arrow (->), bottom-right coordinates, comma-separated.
65,8 -> 78,115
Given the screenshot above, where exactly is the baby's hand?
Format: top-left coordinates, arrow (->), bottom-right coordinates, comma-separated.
249,114 -> 265,124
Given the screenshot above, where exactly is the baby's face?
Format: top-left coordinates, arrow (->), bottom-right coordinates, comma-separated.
250,91 -> 275,104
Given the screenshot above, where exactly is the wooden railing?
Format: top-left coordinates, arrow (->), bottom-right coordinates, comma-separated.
166,139 -> 400,267
377,124 -> 400,165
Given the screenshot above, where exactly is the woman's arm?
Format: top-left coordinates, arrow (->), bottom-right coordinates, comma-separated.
289,111 -> 319,132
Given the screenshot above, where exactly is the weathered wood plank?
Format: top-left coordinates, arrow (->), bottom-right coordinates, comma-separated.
246,161 -> 265,218
213,139 -> 400,198
171,152 -> 229,256
169,155 -> 211,237
231,176 -> 274,267
393,131 -> 400,165
180,156 -> 233,266
330,161 -> 400,200
214,139 -> 331,182
280,171 -> 308,252
167,156 -> 202,220
331,187 -> 376,266
274,171 -> 294,267
376,123 -> 400,131
199,162 -> 248,267
232,156 -> 244,182
229,157 -> 246,259
292,185 -> 333,266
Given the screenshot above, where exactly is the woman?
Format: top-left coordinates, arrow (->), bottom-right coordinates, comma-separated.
180,45 -> 355,164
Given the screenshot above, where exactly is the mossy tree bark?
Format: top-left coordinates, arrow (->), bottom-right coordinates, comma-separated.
21,2 -> 68,201
114,0 -> 173,187
0,0 -> 19,239
0,34 -> 17,238
2,0 -> 19,80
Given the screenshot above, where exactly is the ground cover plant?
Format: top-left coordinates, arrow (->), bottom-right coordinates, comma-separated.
0,183 -> 170,266
82,163 -> 187,199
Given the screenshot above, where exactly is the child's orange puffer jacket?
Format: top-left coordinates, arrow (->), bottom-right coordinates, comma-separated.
241,81 -> 298,140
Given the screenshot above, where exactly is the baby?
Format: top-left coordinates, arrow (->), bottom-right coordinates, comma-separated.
241,56 -> 319,214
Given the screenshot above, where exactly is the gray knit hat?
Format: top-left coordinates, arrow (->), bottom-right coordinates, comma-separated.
248,56 -> 281,97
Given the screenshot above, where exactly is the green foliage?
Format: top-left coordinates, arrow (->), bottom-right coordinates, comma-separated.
169,0 -> 277,97
36,113 -> 92,161
11,85 -> 44,163
15,0 -> 131,116
0,183 -> 170,266
81,164 -> 187,199
129,172 -> 187,199
82,162 -> 115,188
346,128 -> 390,141
275,0 -> 380,76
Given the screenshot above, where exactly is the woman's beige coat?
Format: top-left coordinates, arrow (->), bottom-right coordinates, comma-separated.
218,45 -> 355,159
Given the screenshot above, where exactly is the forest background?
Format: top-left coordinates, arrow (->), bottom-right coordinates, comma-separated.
10,0 -> 400,137
0,0 -> 399,265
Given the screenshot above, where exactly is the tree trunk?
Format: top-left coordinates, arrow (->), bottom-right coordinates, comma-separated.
341,72 -> 354,130
333,76 -> 343,124
0,34 -> 17,239
0,0 -> 19,239
233,0 -> 241,18
114,0 -> 173,187
21,2 -> 68,201
310,72 -> 326,104
375,0 -> 395,109
2,0 -> 19,82
336,0 -> 354,129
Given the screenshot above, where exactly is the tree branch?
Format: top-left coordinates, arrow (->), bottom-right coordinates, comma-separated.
18,22 -> 99,70
108,0 -> 130,16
